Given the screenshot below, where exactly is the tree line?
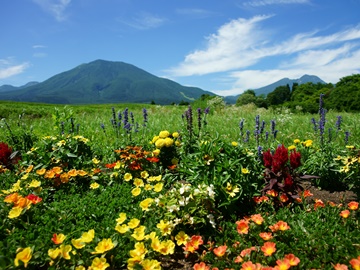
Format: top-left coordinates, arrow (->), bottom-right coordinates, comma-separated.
235,74 -> 360,113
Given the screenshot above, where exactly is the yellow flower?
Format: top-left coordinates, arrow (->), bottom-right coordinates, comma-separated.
346,145 -> 355,149
141,171 -> 149,179
25,165 -> 34,173
114,161 -> 122,169
90,182 -> 100,189
225,182 -> 240,197
131,187 -> 141,196
241,168 -> 250,174
91,257 -> 110,270
131,225 -> 146,241
140,198 -> 154,211
77,170 -> 87,176
231,141 -> 238,147
27,180 -> 41,188
303,139 -> 313,147
129,242 -> 148,258
116,212 -> 127,224
124,173 -> 133,182
158,240 -> 175,255
36,168 -> 46,175
80,229 -> 95,243
59,244 -> 72,260
155,138 -> 165,148
172,132 -> 179,138
175,231 -> 189,246
293,139 -> 301,144
14,247 -> 32,268
92,238 -> 114,254
48,248 -> 61,259
144,184 -> 153,191
141,259 -> 161,270
56,140 -> 66,146
153,183 -> 163,192
92,157 -> 100,164
71,238 -> 86,249
52,233 -> 66,244
128,218 -> 140,229
156,220 -> 173,236
151,135 -> 160,143
164,137 -> 174,147
288,145 -> 296,151
115,224 -> 129,234
8,206 -> 23,219
159,130 -> 170,138
152,149 -> 160,156
133,178 -> 144,187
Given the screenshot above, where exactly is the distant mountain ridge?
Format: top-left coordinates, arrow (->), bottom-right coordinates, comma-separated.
0,60 -> 214,105
224,75 -> 326,104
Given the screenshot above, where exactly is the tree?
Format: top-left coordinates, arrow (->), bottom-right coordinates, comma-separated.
266,84 -> 291,106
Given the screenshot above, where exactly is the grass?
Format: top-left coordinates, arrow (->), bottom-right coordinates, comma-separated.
0,101 -> 359,270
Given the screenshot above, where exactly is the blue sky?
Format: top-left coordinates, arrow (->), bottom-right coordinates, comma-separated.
1,0 -> 360,96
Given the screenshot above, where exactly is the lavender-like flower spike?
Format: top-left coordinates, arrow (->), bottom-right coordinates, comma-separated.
100,123 -> 106,133
260,120 -> 266,134
111,107 -> 117,127
311,118 -> 317,131
335,115 -> 342,131
265,131 -> 269,141
142,108 -> 148,127
257,146 -> 263,157
345,131 -> 350,145
123,108 -> 129,126
239,119 -> 244,136
244,130 -> 250,142
130,111 -> 135,124
319,93 -> 325,114
270,120 -> 276,135
204,107 -> 210,114
273,130 -> 278,140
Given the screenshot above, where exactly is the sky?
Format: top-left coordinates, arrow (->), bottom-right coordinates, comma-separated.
1,0 -> 360,96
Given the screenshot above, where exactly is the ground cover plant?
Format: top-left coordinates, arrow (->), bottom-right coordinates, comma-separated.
0,96 -> 359,270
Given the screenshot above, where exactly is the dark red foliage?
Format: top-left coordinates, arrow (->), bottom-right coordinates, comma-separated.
289,149 -> 301,169
271,145 -> 289,173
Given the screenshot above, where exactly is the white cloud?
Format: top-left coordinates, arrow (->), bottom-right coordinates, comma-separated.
243,0 -> 310,7
123,12 -> 166,30
0,62 -> 30,80
168,15 -> 273,76
168,15 -> 360,96
32,0 -> 71,22
32,45 -> 47,49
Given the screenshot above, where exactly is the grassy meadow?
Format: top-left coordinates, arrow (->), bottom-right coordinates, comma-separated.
0,100 -> 359,270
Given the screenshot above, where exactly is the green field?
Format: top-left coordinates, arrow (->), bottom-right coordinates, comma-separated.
0,101 -> 359,270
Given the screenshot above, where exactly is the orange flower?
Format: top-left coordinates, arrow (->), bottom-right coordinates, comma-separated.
314,199 -> 325,209
270,221 -> 290,232
279,194 -> 289,203
340,210 -> 350,218
274,258 -> 291,270
333,263 -> 349,270
241,261 -> 257,270
68,169 -> 78,177
253,195 -> 269,204
266,189 -> 278,197
240,247 -> 256,257
234,256 -> 243,263
15,197 -> 32,209
51,233 -> 66,244
236,219 -> 249,234
348,201 -> 359,211
213,245 -> 227,257
303,189 -> 313,197
259,232 -> 273,241
261,242 -> 276,256
189,235 -> 203,248
349,257 -> 360,270
284,254 -> 300,266
193,262 -> 210,270
250,214 -> 264,225
14,247 -> 32,268
4,192 -> 20,204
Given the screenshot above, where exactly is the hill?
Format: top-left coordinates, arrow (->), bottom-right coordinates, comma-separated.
0,60 -> 214,105
224,75 -> 326,104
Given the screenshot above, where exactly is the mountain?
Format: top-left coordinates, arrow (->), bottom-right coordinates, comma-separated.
0,60 -> 214,105
224,75 -> 326,104
0,81 -> 39,93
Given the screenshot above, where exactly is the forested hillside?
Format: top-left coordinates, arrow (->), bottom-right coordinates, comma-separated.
236,74 -> 360,113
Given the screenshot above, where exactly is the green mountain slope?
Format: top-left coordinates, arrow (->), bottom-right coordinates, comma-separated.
0,60 -> 214,105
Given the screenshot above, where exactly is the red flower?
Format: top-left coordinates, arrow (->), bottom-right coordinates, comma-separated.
284,174 -> 293,188
289,149 -> 301,169
146,157 -> 160,163
25,194 -> 42,204
272,145 -> 289,173
263,149 -> 272,168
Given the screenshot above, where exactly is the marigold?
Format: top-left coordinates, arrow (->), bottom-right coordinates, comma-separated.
14,247 -> 32,268
261,241 -> 276,256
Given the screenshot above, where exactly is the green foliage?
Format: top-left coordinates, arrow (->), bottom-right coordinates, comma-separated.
267,84 -> 291,106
